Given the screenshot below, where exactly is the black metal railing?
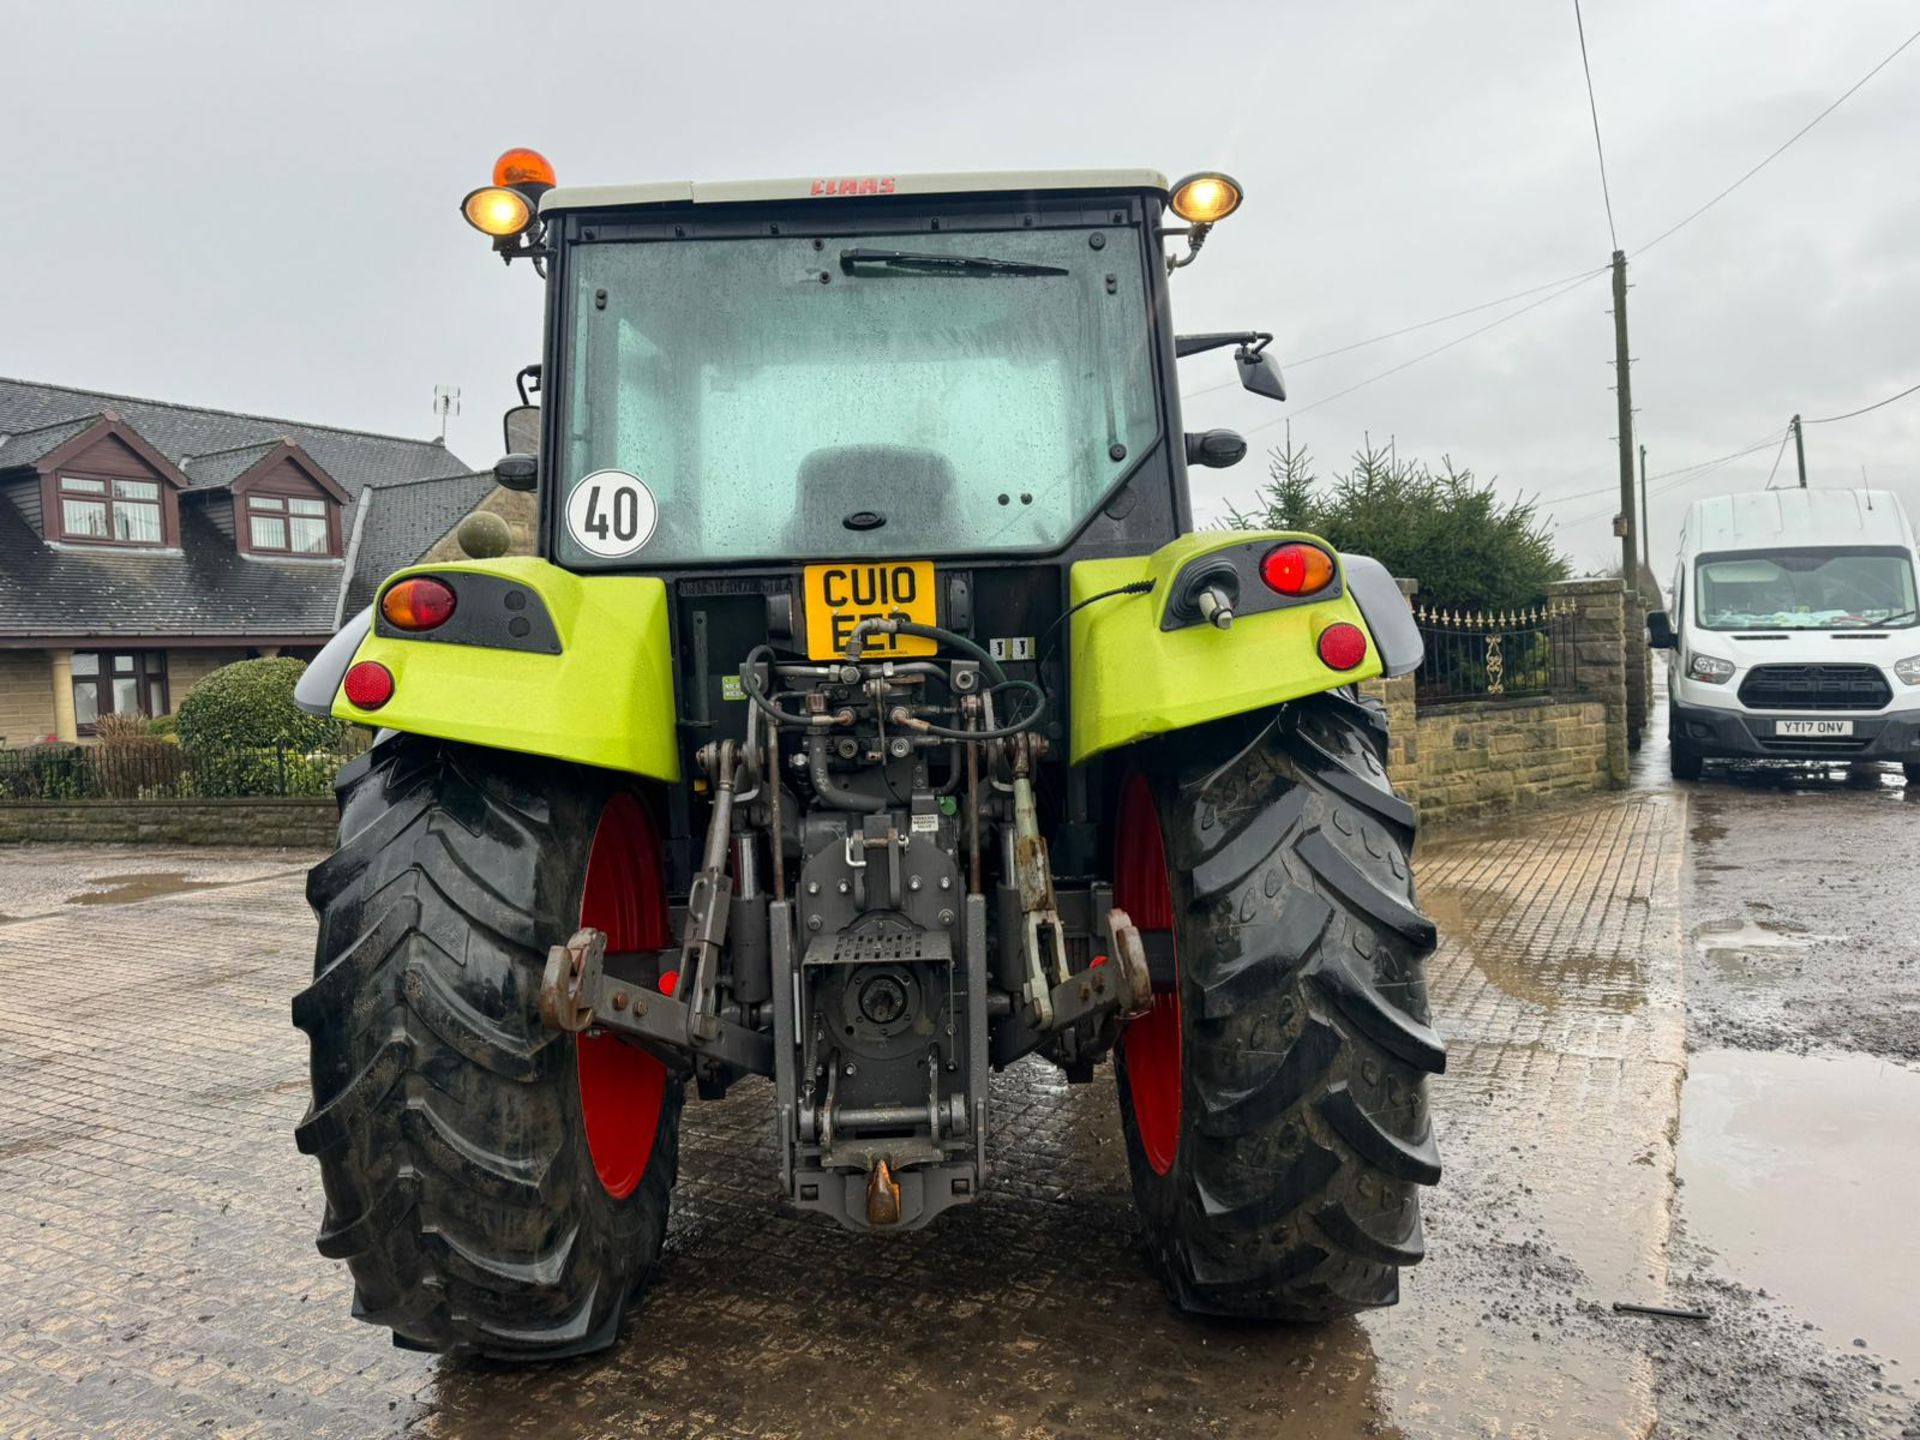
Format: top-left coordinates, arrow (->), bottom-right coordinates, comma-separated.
0,738 -> 357,800
1413,600 -> 1581,704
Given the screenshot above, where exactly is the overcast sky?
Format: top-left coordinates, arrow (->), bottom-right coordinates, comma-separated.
3,0 -> 1915,576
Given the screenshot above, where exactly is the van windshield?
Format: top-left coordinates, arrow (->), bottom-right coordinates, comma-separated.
1694,546 -> 1919,630
555,225 -> 1160,567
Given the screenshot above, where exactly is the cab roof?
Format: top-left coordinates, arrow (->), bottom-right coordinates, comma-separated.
1683,488 -> 1916,554
540,168 -> 1172,214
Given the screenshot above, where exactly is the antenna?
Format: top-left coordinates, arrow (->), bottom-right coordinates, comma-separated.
432,384 -> 462,442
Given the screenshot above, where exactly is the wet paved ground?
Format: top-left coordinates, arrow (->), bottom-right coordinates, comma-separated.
2,717 -> 1917,1437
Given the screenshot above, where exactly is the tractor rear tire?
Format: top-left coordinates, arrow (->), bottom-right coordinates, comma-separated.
1113,689 -> 1445,1319
293,737 -> 682,1358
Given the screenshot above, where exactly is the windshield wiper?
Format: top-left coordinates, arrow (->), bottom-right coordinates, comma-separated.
1832,608 -> 1918,628
838,248 -> 1069,278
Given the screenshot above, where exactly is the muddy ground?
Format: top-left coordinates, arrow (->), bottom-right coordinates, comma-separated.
1,700 -> 1917,1437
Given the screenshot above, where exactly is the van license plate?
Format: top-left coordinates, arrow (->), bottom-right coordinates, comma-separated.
1775,719 -> 1853,737
803,561 -> 937,660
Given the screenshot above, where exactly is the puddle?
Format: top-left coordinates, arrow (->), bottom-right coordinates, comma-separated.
1691,918 -> 1847,953
1677,1048 -> 1920,1372
67,871 -> 223,906
1692,919 -> 1848,986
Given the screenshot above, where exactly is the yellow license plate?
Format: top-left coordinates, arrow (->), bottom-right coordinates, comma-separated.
803,561 -> 938,659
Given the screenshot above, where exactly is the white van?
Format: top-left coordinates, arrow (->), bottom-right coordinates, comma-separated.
1648,488 -> 1920,781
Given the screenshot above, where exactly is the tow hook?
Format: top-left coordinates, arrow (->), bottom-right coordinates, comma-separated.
866,1158 -> 903,1226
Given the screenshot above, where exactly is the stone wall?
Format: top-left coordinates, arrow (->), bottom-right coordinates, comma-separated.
1624,591 -> 1649,749
0,651 -> 55,747
0,798 -> 336,847
1364,577 -> 1631,829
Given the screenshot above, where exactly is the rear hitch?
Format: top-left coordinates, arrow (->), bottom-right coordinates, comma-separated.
540,926 -> 774,1075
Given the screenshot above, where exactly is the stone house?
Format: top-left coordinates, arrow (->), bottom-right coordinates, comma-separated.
0,377 -> 497,745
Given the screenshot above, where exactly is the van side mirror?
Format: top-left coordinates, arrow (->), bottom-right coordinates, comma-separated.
1647,610 -> 1676,650
503,403 -> 540,457
493,453 -> 538,492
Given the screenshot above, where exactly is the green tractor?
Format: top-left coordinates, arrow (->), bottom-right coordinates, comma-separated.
292,151 -> 1443,1358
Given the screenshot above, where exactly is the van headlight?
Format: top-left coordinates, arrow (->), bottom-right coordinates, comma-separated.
1686,652 -> 1735,684
1895,655 -> 1920,685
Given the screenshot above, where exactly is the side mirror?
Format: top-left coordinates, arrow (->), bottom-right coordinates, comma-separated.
493,453 -> 538,492
503,403 -> 540,457
1184,429 -> 1248,469
1647,610 -> 1676,650
1236,346 -> 1286,402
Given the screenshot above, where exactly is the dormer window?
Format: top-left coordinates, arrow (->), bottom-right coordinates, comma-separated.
59,474 -> 164,546
248,494 -> 335,555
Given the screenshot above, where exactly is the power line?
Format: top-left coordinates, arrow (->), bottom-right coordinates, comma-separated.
1178,265 -> 1607,401
1646,431 -> 1791,485
1637,23 -> 1920,255
1572,0 -> 1620,251
1243,269 -> 1607,433
1191,24 -> 1920,424
1541,428 -> 1789,519
1191,23 -> 1920,447
1803,379 -> 1920,425
1762,428 -> 1793,489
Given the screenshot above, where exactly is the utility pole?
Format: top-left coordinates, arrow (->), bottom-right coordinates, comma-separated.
1638,443 -> 1649,574
1790,413 -> 1807,488
1611,250 -> 1636,585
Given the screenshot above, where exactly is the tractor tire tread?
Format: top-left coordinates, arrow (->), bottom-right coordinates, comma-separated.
1117,689 -> 1444,1321
294,737 -> 679,1359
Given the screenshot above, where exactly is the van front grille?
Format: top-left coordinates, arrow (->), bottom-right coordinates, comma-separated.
1737,663 -> 1891,712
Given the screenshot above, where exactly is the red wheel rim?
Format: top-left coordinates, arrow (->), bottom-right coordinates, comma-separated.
576,792 -> 670,1199
1115,772 -> 1180,1176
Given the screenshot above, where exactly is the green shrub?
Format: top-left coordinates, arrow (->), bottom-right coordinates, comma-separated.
1225,438 -> 1569,612
184,744 -> 345,798
176,657 -> 342,753
0,744 -> 85,800
147,712 -> 179,737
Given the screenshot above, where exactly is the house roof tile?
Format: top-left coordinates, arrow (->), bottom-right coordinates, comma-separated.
0,492 -> 343,641
180,440 -> 285,490
0,379 -> 483,643
0,378 -> 470,497
0,414 -> 106,470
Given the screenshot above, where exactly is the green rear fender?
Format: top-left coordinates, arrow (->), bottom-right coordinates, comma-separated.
332,557 -> 680,782
1068,532 -> 1383,766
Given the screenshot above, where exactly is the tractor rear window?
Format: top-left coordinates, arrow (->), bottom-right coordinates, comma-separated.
556,226 -> 1160,566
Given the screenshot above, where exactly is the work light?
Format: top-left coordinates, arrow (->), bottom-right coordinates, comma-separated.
1169,172 -> 1243,225
461,186 -> 535,238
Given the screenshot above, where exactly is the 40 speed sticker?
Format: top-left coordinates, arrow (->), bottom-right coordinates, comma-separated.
567,470 -> 657,558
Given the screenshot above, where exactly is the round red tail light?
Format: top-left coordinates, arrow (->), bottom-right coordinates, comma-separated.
1317,622 -> 1368,672
343,661 -> 395,709
382,577 -> 457,631
1260,543 -> 1335,596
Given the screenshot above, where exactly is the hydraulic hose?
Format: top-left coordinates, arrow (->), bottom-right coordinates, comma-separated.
891,680 -> 1047,741
739,645 -> 851,729
806,734 -> 886,813
846,618 -> 1009,690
